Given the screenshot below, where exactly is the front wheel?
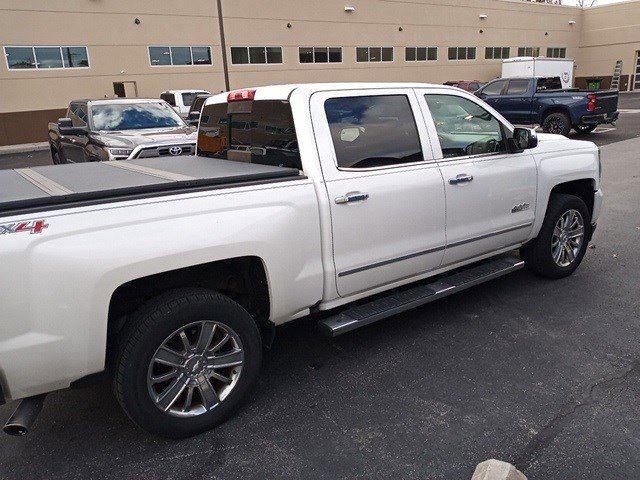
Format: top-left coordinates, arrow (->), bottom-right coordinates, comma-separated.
114,288 -> 262,438
574,125 -> 597,134
520,194 -> 591,279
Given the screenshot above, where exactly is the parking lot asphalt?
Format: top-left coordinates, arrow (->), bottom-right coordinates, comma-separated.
0,95 -> 639,480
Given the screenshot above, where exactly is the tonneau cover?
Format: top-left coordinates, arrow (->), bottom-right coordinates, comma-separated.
0,156 -> 301,216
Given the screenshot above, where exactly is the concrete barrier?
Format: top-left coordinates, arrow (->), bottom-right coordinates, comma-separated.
472,459 -> 526,480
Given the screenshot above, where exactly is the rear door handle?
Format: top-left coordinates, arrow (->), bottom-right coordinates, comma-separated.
335,191 -> 369,204
449,174 -> 473,185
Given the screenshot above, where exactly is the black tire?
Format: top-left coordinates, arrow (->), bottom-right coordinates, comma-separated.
520,193 -> 591,279
51,150 -> 62,165
114,288 -> 262,439
542,112 -> 571,136
574,125 -> 597,134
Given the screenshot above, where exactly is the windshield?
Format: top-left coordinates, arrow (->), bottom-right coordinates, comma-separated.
91,102 -> 185,131
197,100 -> 302,170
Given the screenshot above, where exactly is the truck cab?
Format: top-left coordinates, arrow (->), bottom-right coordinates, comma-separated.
161,89 -> 211,118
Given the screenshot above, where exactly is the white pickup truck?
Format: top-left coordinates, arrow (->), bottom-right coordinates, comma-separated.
0,83 -> 603,438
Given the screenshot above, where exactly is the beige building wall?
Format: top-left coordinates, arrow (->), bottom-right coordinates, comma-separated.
576,0 -> 640,89
0,0 -> 639,146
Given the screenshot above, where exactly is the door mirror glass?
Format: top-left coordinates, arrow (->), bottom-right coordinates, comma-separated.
511,127 -> 538,151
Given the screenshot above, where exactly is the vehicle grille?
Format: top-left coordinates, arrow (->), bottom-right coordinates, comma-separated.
134,144 -> 195,159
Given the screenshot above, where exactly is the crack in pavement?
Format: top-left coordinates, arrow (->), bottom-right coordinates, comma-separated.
513,360 -> 640,473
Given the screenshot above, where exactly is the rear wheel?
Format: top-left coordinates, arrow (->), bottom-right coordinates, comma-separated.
574,125 -> 597,134
114,288 -> 262,438
520,194 -> 591,279
51,150 -> 62,165
542,112 -> 571,136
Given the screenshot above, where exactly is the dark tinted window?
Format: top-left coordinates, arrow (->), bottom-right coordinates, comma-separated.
314,47 -> 328,63
536,77 -> 563,91
149,46 -> 171,65
91,102 -> 184,131
266,47 -> 282,64
182,92 -> 207,107
171,46 -> 192,65
299,47 -> 313,63
198,100 -> 301,170
62,47 -> 89,67
356,47 -> 368,62
190,95 -> 211,113
34,47 -> 63,68
482,79 -> 506,95
230,47 -> 249,64
324,95 -> 423,169
191,46 -> 212,65
425,94 -> 506,158
328,47 -> 342,62
160,93 -> 176,106
506,79 -> 531,95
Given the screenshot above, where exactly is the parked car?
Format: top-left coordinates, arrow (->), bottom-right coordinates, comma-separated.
2,83 -> 602,439
443,80 -> 484,92
186,93 -> 213,126
48,99 -> 197,163
475,76 -> 619,135
160,89 -> 211,118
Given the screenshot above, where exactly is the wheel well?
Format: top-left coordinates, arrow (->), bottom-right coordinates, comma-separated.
541,106 -> 571,123
106,256 -> 271,360
550,179 -> 595,217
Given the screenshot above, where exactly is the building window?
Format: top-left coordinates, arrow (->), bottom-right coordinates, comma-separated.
448,47 -> 476,61
299,47 -> 342,63
148,46 -> 212,66
356,47 -> 394,62
4,46 -> 89,69
485,47 -> 510,60
546,47 -> 567,58
230,46 -> 283,65
517,46 -> 540,57
405,46 -> 437,62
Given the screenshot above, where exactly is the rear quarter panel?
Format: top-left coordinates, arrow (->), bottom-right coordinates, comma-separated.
0,180 -> 323,399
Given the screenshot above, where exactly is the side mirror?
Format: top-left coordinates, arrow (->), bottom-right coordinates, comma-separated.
58,118 -> 87,136
509,127 -> 538,153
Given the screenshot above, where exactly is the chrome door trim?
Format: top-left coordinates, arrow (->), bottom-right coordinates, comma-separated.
336,221 -> 533,277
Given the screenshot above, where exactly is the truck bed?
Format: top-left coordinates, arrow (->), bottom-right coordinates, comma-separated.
0,156 -> 301,216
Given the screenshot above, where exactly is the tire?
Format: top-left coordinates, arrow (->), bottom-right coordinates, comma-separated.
114,288 -> 262,438
574,125 -> 597,134
51,150 -> 62,165
542,112 -> 571,136
520,193 -> 591,279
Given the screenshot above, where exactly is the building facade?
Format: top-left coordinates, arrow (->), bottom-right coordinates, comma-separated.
1,0 -> 639,146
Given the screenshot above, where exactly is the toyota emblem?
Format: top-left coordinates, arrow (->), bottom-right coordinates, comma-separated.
169,146 -> 182,156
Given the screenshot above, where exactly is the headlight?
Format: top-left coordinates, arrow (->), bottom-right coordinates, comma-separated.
105,147 -> 133,160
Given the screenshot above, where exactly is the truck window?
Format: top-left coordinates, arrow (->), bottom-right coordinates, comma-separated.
536,77 -> 563,91
425,94 -> 506,159
160,93 -> 176,106
198,100 -> 302,170
323,95 -> 423,169
69,103 -> 88,127
506,79 -> 531,95
91,102 -> 184,131
481,80 -> 507,95
181,92 -> 203,107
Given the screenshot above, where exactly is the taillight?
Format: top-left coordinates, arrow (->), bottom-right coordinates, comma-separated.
227,89 -> 256,102
587,93 -> 597,112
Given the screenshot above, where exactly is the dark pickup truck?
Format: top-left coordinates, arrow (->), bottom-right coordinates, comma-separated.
475,76 -> 619,136
48,98 -> 197,164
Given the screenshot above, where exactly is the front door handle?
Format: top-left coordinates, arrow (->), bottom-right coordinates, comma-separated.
335,191 -> 369,204
449,174 -> 473,185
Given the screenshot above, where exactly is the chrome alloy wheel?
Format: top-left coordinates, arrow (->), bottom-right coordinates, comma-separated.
147,321 -> 244,417
551,209 -> 585,267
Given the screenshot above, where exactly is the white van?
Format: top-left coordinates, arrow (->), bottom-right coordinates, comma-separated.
502,57 -> 574,89
160,89 -> 211,118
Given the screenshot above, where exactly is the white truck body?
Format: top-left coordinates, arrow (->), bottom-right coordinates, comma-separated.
161,89 -> 211,118
502,57 -> 575,89
0,83 -> 602,426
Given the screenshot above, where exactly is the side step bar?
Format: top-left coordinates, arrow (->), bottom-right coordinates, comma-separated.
319,256 -> 524,337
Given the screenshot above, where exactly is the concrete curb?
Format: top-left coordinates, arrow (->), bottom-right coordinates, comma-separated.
472,460 -> 526,480
0,142 -> 49,155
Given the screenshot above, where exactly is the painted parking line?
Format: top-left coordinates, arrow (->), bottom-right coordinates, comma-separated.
618,109 -> 640,114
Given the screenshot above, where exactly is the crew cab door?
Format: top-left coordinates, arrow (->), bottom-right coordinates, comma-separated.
500,79 -> 534,125
60,102 -> 89,163
311,89 -> 446,297
416,89 -> 536,265
476,79 -> 507,111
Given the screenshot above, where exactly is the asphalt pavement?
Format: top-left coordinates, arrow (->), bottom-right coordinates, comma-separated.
0,94 -> 639,480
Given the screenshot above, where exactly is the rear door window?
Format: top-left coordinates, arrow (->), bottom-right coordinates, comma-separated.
198,100 -> 302,170
324,95 -> 423,169
161,93 -> 176,106
536,77 -> 563,91
506,79 -> 531,95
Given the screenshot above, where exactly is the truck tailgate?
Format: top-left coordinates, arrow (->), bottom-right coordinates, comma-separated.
0,156 -> 301,215
595,89 -> 619,114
